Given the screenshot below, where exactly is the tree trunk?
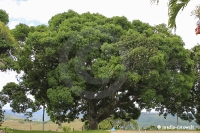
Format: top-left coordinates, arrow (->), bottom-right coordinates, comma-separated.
89,120 -> 98,130
88,100 -> 98,130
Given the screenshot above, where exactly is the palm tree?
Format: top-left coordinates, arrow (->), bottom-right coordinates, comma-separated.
151,0 -> 200,30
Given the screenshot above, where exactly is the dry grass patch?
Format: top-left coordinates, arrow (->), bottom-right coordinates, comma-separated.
2,119 -> 84,132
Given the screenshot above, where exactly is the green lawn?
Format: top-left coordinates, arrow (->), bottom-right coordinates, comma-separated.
8,129 -> 110,133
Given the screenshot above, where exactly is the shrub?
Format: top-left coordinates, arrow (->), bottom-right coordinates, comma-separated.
62,126 -> 71,132
0,127 -> 12,133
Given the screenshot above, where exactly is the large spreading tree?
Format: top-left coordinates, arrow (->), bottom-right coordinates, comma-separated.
10,10 -> 194,130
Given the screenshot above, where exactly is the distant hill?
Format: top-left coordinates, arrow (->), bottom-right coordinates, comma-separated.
4,109 -> 50,121
3,109 -> 200,128
137,112 -> 199,128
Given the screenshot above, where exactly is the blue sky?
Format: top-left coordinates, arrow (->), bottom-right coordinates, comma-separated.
0,0 -> 200,109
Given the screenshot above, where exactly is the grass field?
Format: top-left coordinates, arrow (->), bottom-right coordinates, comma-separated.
1,120 -> 200,133
2,129 -> 199,133
2,119 -> 84,132
7,129 -> 110,133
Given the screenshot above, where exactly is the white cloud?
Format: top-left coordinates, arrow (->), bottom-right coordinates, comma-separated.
0,71 -> 18,91
0,0 -> 169,24
28,22 -> 34,27
2,103 -> 11,109
8,20 -> 19,29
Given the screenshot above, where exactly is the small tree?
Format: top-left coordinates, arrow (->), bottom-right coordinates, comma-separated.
24,112 -> 33,130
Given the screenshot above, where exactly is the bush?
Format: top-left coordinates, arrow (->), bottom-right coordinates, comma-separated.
83,120 -> 90,130
0,127 -> 12,133
146,125 -> 158,130
62,126 -> 71,132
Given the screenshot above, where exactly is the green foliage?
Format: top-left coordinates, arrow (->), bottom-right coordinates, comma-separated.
24,112 -> 33,123
168,0 -> 190,29
11,23 -> 31,42
62,126 -> 71,132
0,127 -> 12,133
98,118 -> 112,130
0,24 -> 13,52
2,82 -> 34,114
0,21 -> 18,71
83,120 -> 90,130
0,9 -> 9,25
0,20 -> 17,124
34,25 -> 48,32
48,9 -> 79,30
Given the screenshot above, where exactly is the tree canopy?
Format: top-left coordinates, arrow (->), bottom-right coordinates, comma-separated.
0,21 -> 16,70
3,10 -> 194,130
0,9 -> 9,25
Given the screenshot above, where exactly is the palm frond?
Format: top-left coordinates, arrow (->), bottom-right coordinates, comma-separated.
168,0 -> 190,29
